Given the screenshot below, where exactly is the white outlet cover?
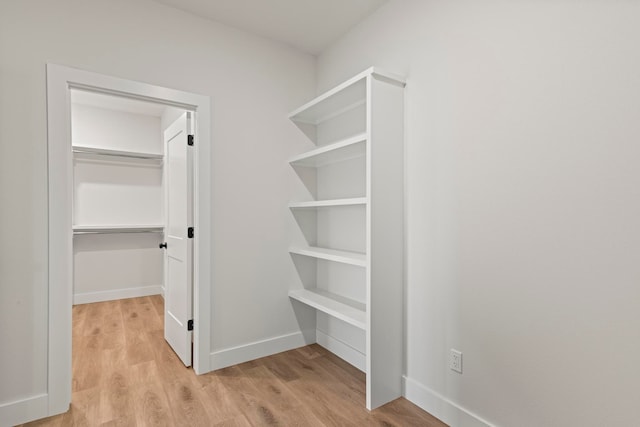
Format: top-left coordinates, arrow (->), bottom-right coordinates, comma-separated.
450,349 -> 463,373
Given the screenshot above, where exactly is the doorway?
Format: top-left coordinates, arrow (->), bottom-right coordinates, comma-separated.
46,64 -> 212,417
70,89 -> 195,362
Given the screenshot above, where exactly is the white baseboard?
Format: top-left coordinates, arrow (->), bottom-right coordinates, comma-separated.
73,285 -> 163,304
403,376 -> 494,427
209,330 -> 315,370
0,393 -> 50,427
316,330 -> 365,372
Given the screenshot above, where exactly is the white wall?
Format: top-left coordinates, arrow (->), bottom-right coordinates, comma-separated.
73,233 -> 164,303
72,104 -> 163,154
317,1 -> 640,426
0,0 -> 314,417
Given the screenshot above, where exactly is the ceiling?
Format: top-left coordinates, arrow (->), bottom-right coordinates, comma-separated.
151,0 -> 387,55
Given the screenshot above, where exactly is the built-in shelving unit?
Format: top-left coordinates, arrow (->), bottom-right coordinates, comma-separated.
287,67 -> 405,410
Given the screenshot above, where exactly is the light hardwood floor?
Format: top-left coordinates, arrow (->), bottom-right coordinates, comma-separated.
20,296 -> 447,426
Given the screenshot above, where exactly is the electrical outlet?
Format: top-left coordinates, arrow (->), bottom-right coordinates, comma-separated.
450,349 -> 463,373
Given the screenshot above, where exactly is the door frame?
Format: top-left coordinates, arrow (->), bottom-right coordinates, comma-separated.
46,63 -> 212,416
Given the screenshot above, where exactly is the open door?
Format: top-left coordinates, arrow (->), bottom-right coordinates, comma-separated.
162,112 -> 193,367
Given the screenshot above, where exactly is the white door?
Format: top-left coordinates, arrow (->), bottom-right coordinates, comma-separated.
163,112 -> 194,366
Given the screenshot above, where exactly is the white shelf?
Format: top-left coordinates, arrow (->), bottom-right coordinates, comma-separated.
73,224 -> 164,234
289,246 -> 366,267
289,133 -> 366,167
288,67 -> 405,125
289,197 -> 366,209
73,145 -> 163,162
289,289 -> 366,330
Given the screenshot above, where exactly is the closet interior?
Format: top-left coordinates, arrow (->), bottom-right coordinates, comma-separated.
70,89 -> 184,305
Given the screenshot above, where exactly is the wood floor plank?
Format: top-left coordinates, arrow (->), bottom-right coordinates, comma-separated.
99,417 -> 137,427
98,381 -> 133,424
211,415 -> 253,427
279,351 -> 369,426
309,351 -> 367,402
101,308 -> 125,336
22,295 -> 448,427
130,380 -> 174,427
129,359 -> 161,386
135,297 -> 163,331
119,298 -> 148,331
240,364 -> 303,412
213,365 -> 291,426
162,378 -> 212,427
69,386 -> 102,427
124,329 -> 155,366
373,397 -> 449,427
148,294 -> 165,316
199,374 -> 244,424
261,353 -> 301,383
146,329 -> 193,382
72,335 -> 103,392
82,301 -> 109,336
295,343 -> 326,360
276,405 -> 327,427
100,347 -> 130,390
287,378 -> 366,427
72,304 -> 88,341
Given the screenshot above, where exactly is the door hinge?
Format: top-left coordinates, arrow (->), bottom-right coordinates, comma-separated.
187,319 -> 193,331
188,227 -> 194,238
188,135 -> 194,146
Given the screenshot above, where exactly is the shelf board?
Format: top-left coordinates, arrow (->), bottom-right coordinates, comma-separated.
73,224 -> 164,234
289,246 -> 366,267
289,133 -> 366,167
289,289 -> 366,330
73,146 -> 163,161
289,197 -> 366,209
290,79 -> 365,125
288,67 -> 405,125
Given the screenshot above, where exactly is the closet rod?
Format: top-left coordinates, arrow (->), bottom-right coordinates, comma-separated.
73,229 -> 163,235
72,146 -> 163,160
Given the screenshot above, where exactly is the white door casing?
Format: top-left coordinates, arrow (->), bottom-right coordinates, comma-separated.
163,112 -> 194,367
41,64 -> 212,425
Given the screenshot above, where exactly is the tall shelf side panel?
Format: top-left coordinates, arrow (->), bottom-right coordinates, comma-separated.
366,75 -> 405,409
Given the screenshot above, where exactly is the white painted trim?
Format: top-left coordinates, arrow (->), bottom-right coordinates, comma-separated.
0,393 -> 49,427
73,285 -> 163,305
316,330 -> 365,372
45,63 -> 212,422
402,376 -> 494,427
46,63 -> 74,418
209,331 -> 315,370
